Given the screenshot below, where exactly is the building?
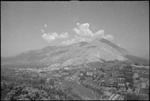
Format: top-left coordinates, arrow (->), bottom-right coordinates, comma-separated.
134,87 -> 140,95
133,73 -> 140,80
123,65 -> 133,77
117,75 -> 125,84
119,87 -> 127,94
86,72 -> 93,76
98,79 -> 106,86
117,74 -> 126,93
123,65 -> 132,72
107,78 -> 118,88
139,94 -> 149,100
127,87 -> 133,94
139,82 -> 149,94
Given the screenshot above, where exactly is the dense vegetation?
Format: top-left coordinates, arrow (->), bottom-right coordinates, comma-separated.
1,66 -> 76,100
1,80 -> 71,100
124,93 -> 140,100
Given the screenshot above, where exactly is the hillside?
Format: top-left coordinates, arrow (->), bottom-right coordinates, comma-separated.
2,38 -> 149,67
125,55 -> 149,66
1,38 -> 127,66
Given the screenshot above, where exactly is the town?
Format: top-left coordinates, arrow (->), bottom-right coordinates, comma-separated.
1,62 -> 149,100
47,63 -> 149,100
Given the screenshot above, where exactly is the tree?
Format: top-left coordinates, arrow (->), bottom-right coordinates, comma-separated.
124,93 -> 140,100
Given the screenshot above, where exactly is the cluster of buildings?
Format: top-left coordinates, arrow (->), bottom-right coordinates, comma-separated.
117,65 -> 133,94
48,64 -> 149,100
132,67 -> 149,100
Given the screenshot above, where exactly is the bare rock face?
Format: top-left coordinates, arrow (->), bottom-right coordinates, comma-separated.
3,38 -> 145,68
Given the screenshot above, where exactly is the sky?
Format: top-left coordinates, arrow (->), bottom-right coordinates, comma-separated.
1,1 -> 149,57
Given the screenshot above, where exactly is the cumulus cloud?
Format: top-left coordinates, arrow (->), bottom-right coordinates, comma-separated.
42,33 -> 56,42
94,30 -> 104,37
41,22 -> 114,44
42,31 -> 69,42
44,24 -> 47,28
103,34 -> 114,41
60,32 -> 69,38
61,35 -> 92,45
72,22 -> 114,41
73,22 -> 93,37
61,36 -> 83,45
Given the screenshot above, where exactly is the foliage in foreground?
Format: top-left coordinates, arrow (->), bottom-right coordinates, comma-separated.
1,81 -> 72,100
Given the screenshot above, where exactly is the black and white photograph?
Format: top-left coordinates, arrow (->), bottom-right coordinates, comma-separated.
1,1 -> 149,100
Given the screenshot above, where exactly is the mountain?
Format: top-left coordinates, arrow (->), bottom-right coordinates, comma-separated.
99,38 -> 129,55
1,38 -> 149,68
142,54 -> 149,60
125,55 -> 149,66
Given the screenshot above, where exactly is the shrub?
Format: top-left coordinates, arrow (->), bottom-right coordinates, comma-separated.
124,93 -> 140,100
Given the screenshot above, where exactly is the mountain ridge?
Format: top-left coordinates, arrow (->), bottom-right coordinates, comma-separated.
1,38 -> 149,66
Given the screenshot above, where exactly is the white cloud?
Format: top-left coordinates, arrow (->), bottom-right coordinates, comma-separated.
41,22 -> 114,44
44,24 -> 47,28
61,36 -> 81,45
73,22 -> 114,40
42,33 -> 56,42
73,22 -> 93,37
60,32 -> 69,38
42,30 -> 69,42
61,35 -> 92,45
61,39 -> 75,45
61,23 -> 114,45
94,30 -> 104,37
73,28 -> 80,35
103,34 -> 114,41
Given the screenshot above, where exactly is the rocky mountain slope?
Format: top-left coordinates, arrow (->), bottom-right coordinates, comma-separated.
1,38 -> 149,68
